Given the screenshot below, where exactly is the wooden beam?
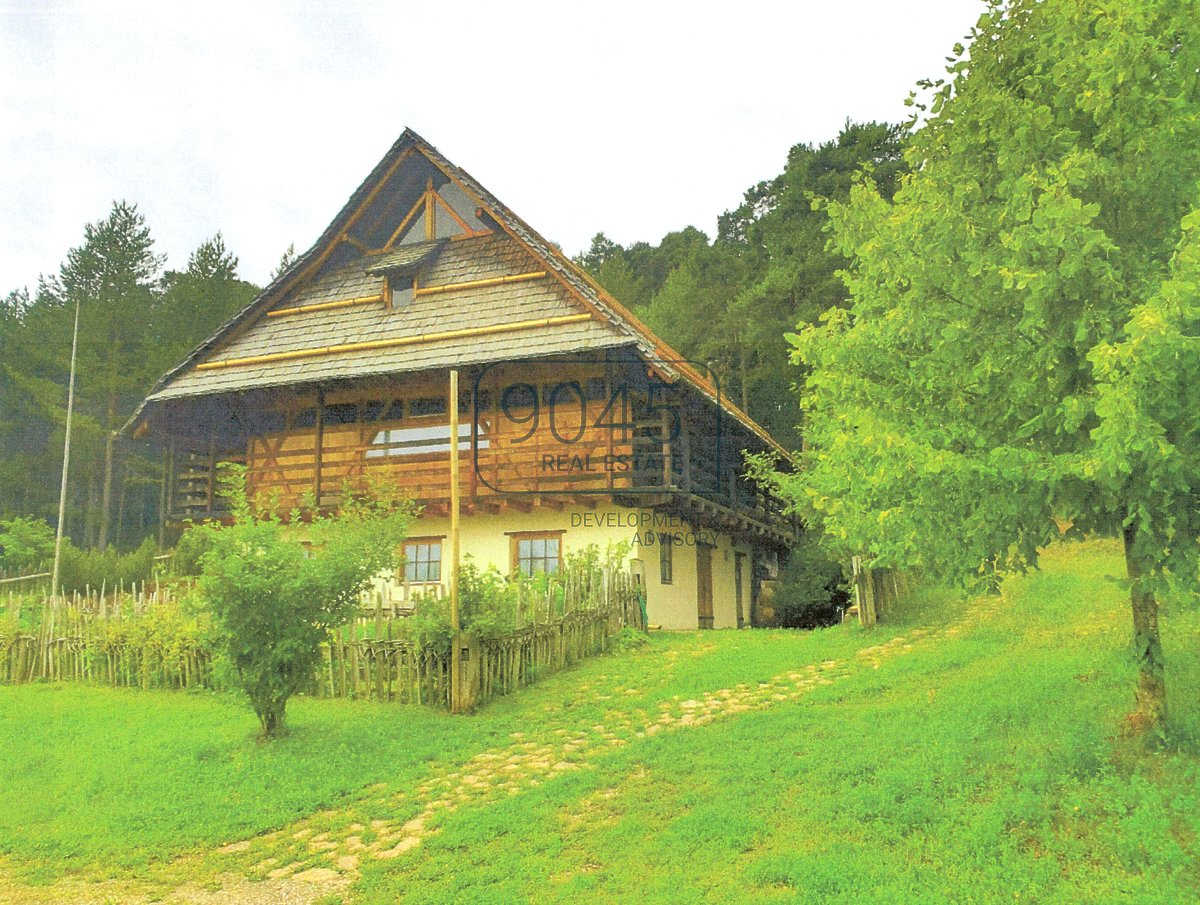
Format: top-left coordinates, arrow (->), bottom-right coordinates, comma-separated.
449,369 -> 461,633
314,381 -> 324,508
412,271 -> 547,297
342,234 -> 370,255
383,191 -> 430,251
433,191 -> 474,234
424,178 -> 436,242
195,313 -> 593,371
265,294 -> 384,318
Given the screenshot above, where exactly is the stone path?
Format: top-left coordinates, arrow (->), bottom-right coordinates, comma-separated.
225,595 -> 999,885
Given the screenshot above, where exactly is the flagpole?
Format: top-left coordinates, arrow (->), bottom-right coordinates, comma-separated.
51,296 -> 81,601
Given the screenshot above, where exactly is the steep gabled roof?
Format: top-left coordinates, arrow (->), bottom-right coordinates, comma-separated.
128,129 -> 788,457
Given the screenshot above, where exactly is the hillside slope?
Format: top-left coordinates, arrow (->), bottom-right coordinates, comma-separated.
0,540 -> 1196,904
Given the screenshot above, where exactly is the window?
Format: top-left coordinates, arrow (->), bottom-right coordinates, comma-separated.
366,422 -> 488,458
404,539 -> 442,583
659,533 -> 673,584
511,531 -> 562,577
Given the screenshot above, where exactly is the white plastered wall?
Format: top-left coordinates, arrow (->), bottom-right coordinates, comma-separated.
378,501 -> 751,631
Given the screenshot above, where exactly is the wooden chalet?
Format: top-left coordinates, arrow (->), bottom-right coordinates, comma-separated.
128,129 -> 798,630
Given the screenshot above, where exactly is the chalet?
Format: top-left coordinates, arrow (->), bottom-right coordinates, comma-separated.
127,130 -> 798,630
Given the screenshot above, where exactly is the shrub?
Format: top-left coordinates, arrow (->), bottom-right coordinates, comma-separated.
197,466 -> 416,738
772,534 -> 849,628
396,543 -> 633,644
86,600 -> 216,689
57,537 -> 159,595
170,522 -> 213,577
0,517 -> 55,574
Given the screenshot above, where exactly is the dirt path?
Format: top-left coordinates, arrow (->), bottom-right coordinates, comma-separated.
1,597 -> 998,904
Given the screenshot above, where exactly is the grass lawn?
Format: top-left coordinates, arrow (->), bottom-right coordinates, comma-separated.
0,539 -> 1197,903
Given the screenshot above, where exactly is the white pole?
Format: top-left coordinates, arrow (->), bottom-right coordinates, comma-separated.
51,296 -> 81,601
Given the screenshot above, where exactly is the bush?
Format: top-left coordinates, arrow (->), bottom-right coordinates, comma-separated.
396,543 -> 633,645
198,466 -> 416,738
57,537 -> 159,595
86,599 -> 216,689
0,517 -> 55,574
772,535 -> 849,628
170,522 -> 212,577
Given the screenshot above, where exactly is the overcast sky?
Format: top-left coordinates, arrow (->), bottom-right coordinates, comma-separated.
1,1 -> 985,294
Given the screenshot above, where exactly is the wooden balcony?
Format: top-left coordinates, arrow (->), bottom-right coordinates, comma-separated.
162,365 -> 798,545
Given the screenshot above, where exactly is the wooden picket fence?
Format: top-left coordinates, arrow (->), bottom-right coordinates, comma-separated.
0,585 -> 212,689
0,566 -> 646,710
848,557 -> 912,625
319,566 -> 644,708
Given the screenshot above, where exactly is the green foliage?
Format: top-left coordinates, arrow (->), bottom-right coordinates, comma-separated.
579,122 -> 905,437
772,533 -> 848,627
771,0 -> 1200,589
0,516 -> 55,573
57,537 -> 159,595
196,466 -> 416,738
759,0 -> 1200,733
0,210 -> 259,549
1090,215 -> 1200,597
83,599 -> 215,689
170,521 -> 213,577
609,624 -> 650,653
399,544 -> 633,650
156,233 -> 258,370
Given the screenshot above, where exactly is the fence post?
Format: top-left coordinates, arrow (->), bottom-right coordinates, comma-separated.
451,630 -> 479,712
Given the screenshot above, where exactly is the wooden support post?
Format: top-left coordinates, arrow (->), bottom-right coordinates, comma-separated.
157,445 -> 169,547
452,630 -> 479,712
680,419 -> 692,493
661,410 -> 673,489
206,431 -> 217,517
449,369 -> 465,712
314,384 -> 325,510
165,444 -> 175,526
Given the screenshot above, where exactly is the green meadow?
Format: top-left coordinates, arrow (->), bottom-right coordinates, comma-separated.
1,539 -> 1197,903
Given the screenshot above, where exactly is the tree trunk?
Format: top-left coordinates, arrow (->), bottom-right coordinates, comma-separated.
1122,521 -> 1167,735
259,702 -> 285,739
85,474 -> 100,549
98,425 -> 116,550
114,468 -> 127,550
739,348 -> 749,413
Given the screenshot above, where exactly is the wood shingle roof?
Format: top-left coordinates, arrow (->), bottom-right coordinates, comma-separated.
128,129 -> 789,458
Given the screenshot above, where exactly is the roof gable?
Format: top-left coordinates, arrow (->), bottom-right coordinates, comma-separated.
130,129 -> 786,456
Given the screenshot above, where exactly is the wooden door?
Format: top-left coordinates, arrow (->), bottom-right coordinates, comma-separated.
697,543 -> 714,629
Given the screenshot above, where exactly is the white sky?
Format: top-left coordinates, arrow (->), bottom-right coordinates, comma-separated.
1,1 -> 984,294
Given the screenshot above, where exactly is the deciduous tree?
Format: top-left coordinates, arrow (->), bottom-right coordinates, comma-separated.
197,470 -> 416,739
767,0 -> 1200,737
